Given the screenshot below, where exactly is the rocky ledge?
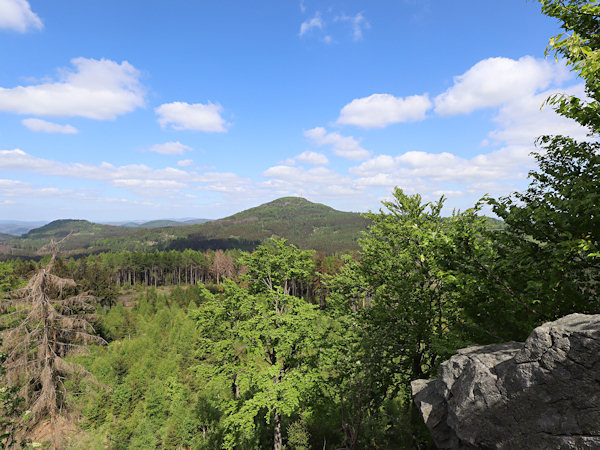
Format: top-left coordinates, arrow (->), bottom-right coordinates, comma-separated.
412,313 -> 600,449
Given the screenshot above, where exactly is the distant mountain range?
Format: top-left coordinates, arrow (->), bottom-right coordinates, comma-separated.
0,220 -> 47,236
0,197 -> 370,257
105,218 -> 212,228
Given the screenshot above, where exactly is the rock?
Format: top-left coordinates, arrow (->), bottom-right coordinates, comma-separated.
412,314 -> 600,449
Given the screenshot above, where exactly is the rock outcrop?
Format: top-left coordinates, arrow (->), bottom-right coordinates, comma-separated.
412,313 -> 600,449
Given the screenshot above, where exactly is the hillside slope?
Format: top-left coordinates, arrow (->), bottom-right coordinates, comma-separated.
166,197 -> 370,253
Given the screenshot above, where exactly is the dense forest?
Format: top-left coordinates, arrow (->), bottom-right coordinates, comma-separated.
1,1 -> 599,448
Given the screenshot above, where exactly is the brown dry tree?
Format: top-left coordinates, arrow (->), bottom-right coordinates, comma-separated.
0,243 -> 106,429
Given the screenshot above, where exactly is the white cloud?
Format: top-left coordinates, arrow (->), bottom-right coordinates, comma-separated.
155,101 -> 227,132
194,172 -> 252,194
394,149 -> 532,183
295,151 -> 329,165
304,127 -> 370,160
433,190 -> 463,197
0,58 -> 144,119
21,118 -> 78,134
177,159 -> 193,167
350,155 -> 399,176
336,12 -> 370,41
147,141 -> 193,155
355,173 -> 402,188
488,83 -> 589,146
434,56 -> 569,116
299,12 -> 323,37
0,0 -> 42,32
338,93 -> 431,128
0,149 -> 190,181
110,179 -> 188,196
262,164 -> 362,197
347,145 -> 537,194
0,178 -> 74,199
0,149 -> 253,200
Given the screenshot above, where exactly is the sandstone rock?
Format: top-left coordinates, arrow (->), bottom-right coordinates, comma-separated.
412,313 -> 600,449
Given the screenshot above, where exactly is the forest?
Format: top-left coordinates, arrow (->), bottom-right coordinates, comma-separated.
1,1 -> 599,448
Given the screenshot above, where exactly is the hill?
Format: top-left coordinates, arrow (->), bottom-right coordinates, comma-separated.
24,219 -> 101,238
7,219 -> 138,257
165,197 -> 370,253
1,198 -> 369,257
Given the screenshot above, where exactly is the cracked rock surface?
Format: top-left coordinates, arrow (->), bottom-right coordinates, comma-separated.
412,314 -> 600,449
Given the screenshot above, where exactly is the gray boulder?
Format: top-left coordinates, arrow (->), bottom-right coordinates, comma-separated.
412,313 -> 600,449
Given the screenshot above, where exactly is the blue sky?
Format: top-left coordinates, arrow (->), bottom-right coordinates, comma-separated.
0,0 -> 587,221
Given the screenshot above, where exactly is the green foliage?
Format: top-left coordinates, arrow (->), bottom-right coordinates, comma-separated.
193,240 -> 327,449
242,237 -> 315,297
475,0 -> 600,338
325,189 -> 485,447
286,416 -> 310,450
487,139 -> 600,319
0,261 -> 26,294
541,0 -> 600,133
359,189 -> 477,382
0,338 -> 26,449
80,291 -> 212,448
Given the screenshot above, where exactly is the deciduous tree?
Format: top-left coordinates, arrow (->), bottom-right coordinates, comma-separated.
194,239 -> 323,450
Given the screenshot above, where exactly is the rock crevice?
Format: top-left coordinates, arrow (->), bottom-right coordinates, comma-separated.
412,314 -> 600,449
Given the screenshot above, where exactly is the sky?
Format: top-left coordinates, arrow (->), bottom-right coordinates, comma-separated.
0,0 -> 588,221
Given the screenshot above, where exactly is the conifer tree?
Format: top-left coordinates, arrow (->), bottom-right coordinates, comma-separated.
0,242 -> 106,441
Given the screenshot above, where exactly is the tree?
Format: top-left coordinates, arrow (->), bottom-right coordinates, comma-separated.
541,0 -> 600,133
0,262 -> 26,295
482,0 -> 600,334
193,239 -> 324,450
242,238 -> 315,300
0,245 -> 106,444
328,189 -> 482,446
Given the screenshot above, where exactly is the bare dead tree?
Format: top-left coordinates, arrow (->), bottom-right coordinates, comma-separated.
0,239 -> 106,434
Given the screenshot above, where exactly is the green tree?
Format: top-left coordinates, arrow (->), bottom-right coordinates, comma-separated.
328,189 -> 483,447
242,238 -> 315,299
482,0 -> 600,335
193,239 -> 324,450
541,0 -> 600,133
0,262 -> 26,294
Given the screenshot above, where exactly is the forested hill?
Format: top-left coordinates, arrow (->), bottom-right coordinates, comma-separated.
23,219 -> 122,239
2,197 -> 370,257
166,197 -> 370,254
